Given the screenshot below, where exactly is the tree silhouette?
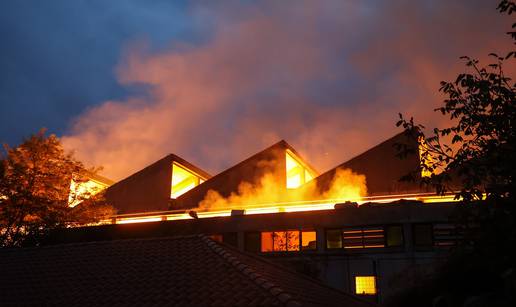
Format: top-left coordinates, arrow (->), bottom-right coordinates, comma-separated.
390,2 -> 516,306
0,129 -> 114,247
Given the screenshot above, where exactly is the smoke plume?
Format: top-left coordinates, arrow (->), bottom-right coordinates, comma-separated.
62,0 -> 514,181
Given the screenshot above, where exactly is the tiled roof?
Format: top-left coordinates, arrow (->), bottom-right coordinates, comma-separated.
0,235 -> 375,307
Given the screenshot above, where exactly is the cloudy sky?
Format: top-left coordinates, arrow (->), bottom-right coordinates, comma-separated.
1,0 -> 514,180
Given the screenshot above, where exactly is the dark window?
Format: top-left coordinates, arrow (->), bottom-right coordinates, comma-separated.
433,224 -> 462,247
386,225 -> 404,247
326,229 -> 342,249
245,232 -> 261,252
343,227 -> 385,249
414,224 -> 433,246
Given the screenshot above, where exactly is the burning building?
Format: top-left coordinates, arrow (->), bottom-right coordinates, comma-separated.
48,130 -> 460,304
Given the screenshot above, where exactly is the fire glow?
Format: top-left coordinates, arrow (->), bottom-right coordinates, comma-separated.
106,193 -> 459,225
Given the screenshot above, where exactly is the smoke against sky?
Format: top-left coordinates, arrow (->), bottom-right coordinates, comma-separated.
2,1 -> 514,181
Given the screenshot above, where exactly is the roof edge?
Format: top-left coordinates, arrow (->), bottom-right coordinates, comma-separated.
199,234 -> 301,306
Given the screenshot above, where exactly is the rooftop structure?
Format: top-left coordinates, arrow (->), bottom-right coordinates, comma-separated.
105,154 -> 211,214
0,235 -> 375,307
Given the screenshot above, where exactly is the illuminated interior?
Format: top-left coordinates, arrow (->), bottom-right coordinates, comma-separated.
286,150 -> 315,189
355,276 -> 377,295
171,162 -> 204,199
68,178 -> 110,207
261,230 -> 305,252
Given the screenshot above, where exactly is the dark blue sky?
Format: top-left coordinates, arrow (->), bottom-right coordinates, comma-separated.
1,1 -> 513,179
0,1 -> 199,145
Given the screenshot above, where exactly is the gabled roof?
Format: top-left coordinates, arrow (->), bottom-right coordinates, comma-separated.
308,130 -> 426,196
0,235 -> 375,307
174,140 -> 318,210
105,154 -> 211,214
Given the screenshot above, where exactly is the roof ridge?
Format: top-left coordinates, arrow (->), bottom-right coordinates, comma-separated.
198,234 -> 302,307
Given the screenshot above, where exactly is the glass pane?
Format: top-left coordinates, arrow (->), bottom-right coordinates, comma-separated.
301,231 -> 317,250
386,225 -> 403,247
286,231 -> 300,251
273,231 -> 288,251
355,276 -> 377,295
261,232 -> 274,252
171,163 -> 201,198
286,152 -> 304,189
326,229 -> 342,249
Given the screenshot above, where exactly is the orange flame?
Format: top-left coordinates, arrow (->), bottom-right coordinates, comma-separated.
198,167 -> 367,211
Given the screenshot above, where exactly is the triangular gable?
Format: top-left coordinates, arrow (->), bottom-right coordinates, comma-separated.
174,140 -> 318,210
106,154 -> 211,214
307,130 -> 428,196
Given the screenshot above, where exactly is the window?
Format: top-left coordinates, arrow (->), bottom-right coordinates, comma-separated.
386,225 -> 404,247
262,231 -> 299,252
355,276 -> 377,295
254,230 -> 316,253
327,226 -> 393,249
326,229 -> 343,249
433,224 -> 462,247
171,162 -> 204,198
413,224 -> 433,247
301,231 -> 317,251
245,232 -> 261,252
343,227 -> 384,249
286,150 -> 315,189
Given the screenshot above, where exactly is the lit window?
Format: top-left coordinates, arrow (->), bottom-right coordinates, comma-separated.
286,231 -> 299,251
171,163 -> 203,198
355,276 -> 377,295
261,230 -> 302,252
301,231 -> 317,250
286,151 -> 315,189
261,232 -> 274,252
